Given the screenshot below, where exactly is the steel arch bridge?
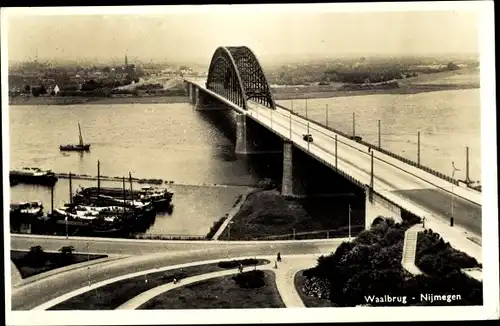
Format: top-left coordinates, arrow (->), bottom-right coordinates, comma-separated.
206,46 -> 277,111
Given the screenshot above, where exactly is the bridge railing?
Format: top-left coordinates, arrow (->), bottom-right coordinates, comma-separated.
273,103 -> 460,186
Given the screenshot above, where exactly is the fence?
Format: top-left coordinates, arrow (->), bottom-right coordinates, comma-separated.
274,103 -> 460,186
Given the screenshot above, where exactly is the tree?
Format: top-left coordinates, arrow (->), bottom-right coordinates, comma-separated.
59,245 -> 75,256
24,84 -> 31,93
25,245 -> 46,267
447,62 -> 459,71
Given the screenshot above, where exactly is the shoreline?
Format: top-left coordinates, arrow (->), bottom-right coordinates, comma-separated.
8,95 -> 189,106
272,83 -> 479,100
9,84 -> 479,106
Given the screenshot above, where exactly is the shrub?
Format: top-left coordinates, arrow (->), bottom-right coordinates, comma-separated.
300,217 -> 482,306
232,270 -> 266,289
206,216 -> 227,239
218,258 -> 259,269
24,245 -> 47,267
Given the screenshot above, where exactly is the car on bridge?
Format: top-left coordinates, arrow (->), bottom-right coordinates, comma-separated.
303,133 -> 314,142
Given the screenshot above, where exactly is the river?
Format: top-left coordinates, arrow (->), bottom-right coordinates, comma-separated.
277,88 -> 481,182
7,88 -> 481,236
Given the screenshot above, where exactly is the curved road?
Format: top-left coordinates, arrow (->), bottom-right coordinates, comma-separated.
10,235 -> 346,310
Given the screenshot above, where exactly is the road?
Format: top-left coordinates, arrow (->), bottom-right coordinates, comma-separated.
243,101 -> 481,237
10,235 -> 345,310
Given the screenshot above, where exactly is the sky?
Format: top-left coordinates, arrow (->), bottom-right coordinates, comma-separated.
4,6 -> 480,65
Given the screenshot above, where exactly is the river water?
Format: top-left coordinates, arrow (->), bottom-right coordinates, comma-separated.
8,88 -> 481,236
277,88 -> 481,182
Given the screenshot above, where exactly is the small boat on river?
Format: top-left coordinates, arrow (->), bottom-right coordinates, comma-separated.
60,123 -> 91,151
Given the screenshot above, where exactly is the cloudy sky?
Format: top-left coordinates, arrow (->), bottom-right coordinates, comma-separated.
5,5 -> 480,64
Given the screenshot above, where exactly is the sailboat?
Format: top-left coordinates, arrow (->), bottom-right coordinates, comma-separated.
60,123 -> 91,151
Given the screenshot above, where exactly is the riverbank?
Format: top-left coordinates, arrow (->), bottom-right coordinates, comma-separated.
272,83 -> 479,100
9,82 -> 479,106
9,95 -> 189,106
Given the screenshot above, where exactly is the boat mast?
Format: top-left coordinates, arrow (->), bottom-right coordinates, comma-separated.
69,172 -> 73,204
78,123 -> 84,146
97,160 -> 100,197
129,172 -> 135,206
122,176 -> 126,215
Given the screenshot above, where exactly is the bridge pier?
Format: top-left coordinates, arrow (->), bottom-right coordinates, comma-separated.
281,141 -> 306,198
364,186 -> 402,229
235,113 -> 249,154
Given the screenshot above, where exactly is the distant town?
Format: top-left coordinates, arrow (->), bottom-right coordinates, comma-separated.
8,53 -> 479,102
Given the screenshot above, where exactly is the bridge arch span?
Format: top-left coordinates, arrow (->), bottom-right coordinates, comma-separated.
206,46 -> 276,110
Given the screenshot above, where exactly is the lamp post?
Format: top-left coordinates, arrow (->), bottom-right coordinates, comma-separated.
307,122 -> 310,152
348,204 -> 352,241
86,242 -> 91,287
289,114 -> 292,139
451,162 -> 461,227
352,112 -> 356,139
305,99 -> 308,120
325,104 -> 329,127
228,221 -> 234,241
378,120 -> 381,149
417,131 -> 421,166
293,228 -> 296,240
335,134 -> 338,169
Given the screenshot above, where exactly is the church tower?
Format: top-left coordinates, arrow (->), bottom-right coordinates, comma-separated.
125,54 -> 128,67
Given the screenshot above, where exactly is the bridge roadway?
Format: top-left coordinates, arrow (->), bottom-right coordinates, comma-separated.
10,234 -> 344,310
187,79 -> 482,238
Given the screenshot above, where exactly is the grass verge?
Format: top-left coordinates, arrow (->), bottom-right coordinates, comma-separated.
11,250 -> 108,279
48,259 -> 269,310
218,190 -> 362,240
138,270 -> 285,309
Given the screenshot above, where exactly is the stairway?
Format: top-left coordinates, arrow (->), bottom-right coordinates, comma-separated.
401,225 -> 424,275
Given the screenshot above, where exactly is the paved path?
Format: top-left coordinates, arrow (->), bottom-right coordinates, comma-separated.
212,189 -> 254,240
10,261 -> 23,287
272,255 -> 318,308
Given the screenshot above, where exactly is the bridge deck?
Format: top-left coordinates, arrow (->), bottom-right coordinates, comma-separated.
185,79 -> 482,238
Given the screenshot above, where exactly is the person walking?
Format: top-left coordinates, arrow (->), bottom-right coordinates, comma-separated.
277,252 -> 281,262
422,216 -> 426,229
274,261 -> 278,269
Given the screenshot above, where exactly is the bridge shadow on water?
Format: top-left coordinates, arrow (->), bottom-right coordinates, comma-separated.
195,107 -> 367,234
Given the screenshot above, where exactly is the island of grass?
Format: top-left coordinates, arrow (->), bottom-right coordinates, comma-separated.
216,189 -> 364,240
49,258 -> 269,310
138,270 -> 285,309
11,246 -> 108,279
296,217 -> 482,307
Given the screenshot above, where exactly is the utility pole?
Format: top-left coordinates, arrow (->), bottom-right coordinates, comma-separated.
289,114 -> 292,139
291,99 -> 294,113
293,228 -> 296,240
378,120 -> 381,149
417,132 -> 421,166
